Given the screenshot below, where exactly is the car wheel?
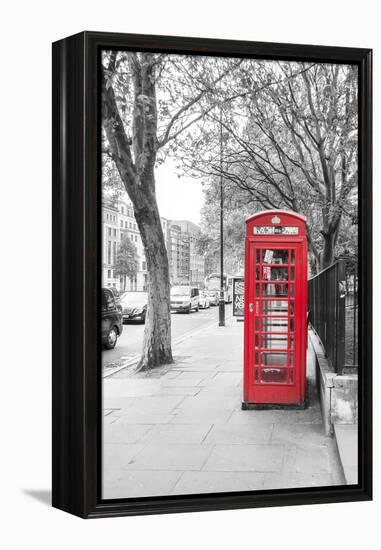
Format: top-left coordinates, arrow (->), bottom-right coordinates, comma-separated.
195,305 -> 199,312
104,326 -> 118,350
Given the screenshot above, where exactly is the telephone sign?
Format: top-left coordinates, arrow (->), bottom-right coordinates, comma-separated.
243,210 -> 308,408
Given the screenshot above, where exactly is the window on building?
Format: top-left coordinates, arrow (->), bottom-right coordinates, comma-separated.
129,222 -> 132,228
125,221 -> 127,228
107,269 -> 111,278
108,227 -> 111,237
120,220 -> 123,227
107,241 -> 111,264
135,235 -> 138,242
113,242 -> 116,264
121,207 -> 124,214
130,235 -> 134,242
113,228 -> 117,237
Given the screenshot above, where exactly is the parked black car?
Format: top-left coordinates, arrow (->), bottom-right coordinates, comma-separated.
101,288 -> 123,349
108,286 -> 123,313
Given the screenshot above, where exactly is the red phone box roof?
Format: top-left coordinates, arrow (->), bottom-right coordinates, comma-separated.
246,210 -> 306,237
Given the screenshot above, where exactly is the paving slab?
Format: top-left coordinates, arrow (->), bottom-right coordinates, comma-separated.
123,443 -> 213,471
140,424 -> 213,445
210,372 -> 242,386
202,444 -> 284,472
103,470 -> 183,499
262,472 -> 341,490
104,379 -> 162,398
171,471 -> 265,495
171,407 -> 233,425
115,412 -> 175,425
292,445 -> 332,474
103,422 -> 153,444
180,393 -> 241,410
204,423 -> 273,445
216,362 -> 243,372
103,443 -> 146,471
228,409 -> 291,425
123,395 -> 185,414
160,374 -> 206,387
271,423 -> 326,445
157,387 -> 203,397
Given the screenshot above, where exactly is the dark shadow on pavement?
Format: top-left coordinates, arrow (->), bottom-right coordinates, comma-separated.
23,489 -> 51,507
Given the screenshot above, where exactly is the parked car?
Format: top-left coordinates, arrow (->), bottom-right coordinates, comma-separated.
198,291 -> 211,309
170,286 -> 199,313
121,291 -> 148,323
101,288 -> 123,349
205,290 -> 219,306
108,286 -> 122,313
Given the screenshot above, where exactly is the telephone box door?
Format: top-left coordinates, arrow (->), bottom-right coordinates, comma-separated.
243,211 -> 307,407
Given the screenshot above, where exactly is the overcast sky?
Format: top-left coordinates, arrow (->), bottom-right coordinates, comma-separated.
155,159 -> 204,226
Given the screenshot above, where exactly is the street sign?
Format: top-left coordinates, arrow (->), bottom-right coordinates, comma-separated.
233,277 -> 244,317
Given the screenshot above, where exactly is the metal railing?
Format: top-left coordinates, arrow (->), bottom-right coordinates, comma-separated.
308,259 -> 358,374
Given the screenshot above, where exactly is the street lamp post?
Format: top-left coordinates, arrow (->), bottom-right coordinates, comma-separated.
219,105 -> 225,327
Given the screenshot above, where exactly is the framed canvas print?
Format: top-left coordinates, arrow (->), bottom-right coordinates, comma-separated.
52,31 -> 372,518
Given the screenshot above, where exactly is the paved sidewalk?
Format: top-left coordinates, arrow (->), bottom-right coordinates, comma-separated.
102,316 -> 345,498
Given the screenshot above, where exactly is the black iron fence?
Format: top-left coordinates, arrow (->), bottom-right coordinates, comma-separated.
308,259 -> 358,374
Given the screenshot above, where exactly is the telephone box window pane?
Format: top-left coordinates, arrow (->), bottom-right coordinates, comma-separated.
290,250 -> 295,264
258,352 -> 288,367
255,335 -> 288,350
256,267 -> 261,280
259,283 -> 292,298
263,266 -> 289,281
256,317 -> 288,332
260,368 -> 288,384
290,267 -> 295,280
261,249 -> 288,264
290,318 -> 295,331
256,300 -> 289,315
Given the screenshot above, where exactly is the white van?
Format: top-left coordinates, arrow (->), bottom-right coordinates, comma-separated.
170,286 -> 199,313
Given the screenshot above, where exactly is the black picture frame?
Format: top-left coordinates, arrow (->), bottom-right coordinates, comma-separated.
52,31 -> 372,519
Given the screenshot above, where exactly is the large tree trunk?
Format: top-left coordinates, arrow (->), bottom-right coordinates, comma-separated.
134,188 -> 173,370
319,229 -> 339,270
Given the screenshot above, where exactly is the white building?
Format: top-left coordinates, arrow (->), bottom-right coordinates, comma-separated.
102,202 -> 120,289
102,195 -> 205,291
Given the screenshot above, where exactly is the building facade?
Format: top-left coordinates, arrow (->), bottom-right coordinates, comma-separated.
168,220 -> 205,286
102,195 -> 205,291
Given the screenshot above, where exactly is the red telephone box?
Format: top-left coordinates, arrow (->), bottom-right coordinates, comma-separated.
243,210 -> 307,408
